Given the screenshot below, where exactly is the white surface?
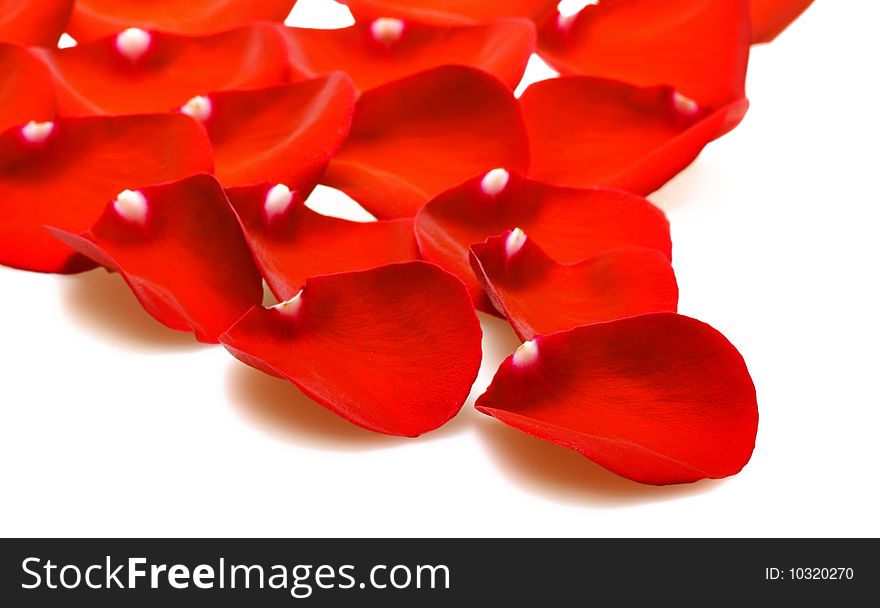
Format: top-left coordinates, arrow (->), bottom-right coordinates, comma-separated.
2,1 -> 878,538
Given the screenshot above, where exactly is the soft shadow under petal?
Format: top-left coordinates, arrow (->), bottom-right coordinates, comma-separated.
60,269 -> 205,353
477,417 -> 726,507
225,362 -> 470,452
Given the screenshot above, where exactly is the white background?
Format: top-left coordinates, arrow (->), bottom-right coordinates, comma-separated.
2,1 -> 878,537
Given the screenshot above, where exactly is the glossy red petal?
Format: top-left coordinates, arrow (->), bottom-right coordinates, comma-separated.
521,77 -> 749,195
37,24 -> 291,117
68,0 -> 297,42
322,66 -> 529,219
476,313 -> 759,485
750,0 -> 814,43
49,175 -> 262,343
470,231 -> 678,340
0,0 -> 73,47
283,17 -> 535,92
538,0 -> 750,108
340,0 -> 557,24
0,44 -> 56,134
220,262 -> 483,437
226,182 -> 420,301
415,170 -> 670,311
188,75 -> 355,191
0,113 -> 213,274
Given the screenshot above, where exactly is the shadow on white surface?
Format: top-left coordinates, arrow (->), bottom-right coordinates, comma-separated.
60,269 -> 205,352
650,162 -> 715,212
226,363 -> 474,452
477,418 -> 725,507
466,313 -> 523,409
479,312 -> 523,361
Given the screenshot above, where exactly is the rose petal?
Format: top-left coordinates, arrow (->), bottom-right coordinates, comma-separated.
0,0 -> 73,47
0,113 -> 213,274
283,17 -> 535,92
226,182 -> 420,301
340,0 -> 557,25
415,170 -> 670,311
521,77 -> 749,195
538,0 -> 750,107
470,230 -> 678,340
68,0 -> 297,42
49,174 -> 262,342
323,66 -> 529,219
186,74 -> 355,192
36,24 -> 291,117
220,262 -> 483,437
476,313 -> 759,485
0,43 -> 56,134
750,0 -> 814,43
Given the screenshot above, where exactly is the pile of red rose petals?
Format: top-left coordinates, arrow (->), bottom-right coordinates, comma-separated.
0,0 -> 813,485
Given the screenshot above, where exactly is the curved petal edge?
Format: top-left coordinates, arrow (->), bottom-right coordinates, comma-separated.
470,230 -> 679,340
476,313 -> 759,485
48,174 -> 263,342
220,262 -> 484,437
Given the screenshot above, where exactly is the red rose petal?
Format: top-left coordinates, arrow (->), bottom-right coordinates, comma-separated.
415,170 -> 670,311
322,66 -> 529,219
68,0 -> 297,43
220,262 -> 483,437
283,17 -> 535,92
0,0 -> 73,47
521,77 -> 749,195
470,230 -> 678,340
37,24 -> 291,117
340,0 -> 557,25
538,0 -> 750,107
0,43 -> 56,134
226,182 -> 420,301
476,313 -> 759,485
49,175 -> 262,343
0,113 -> 213,274
185,74 -> 355,191
750,0 -> 814,43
